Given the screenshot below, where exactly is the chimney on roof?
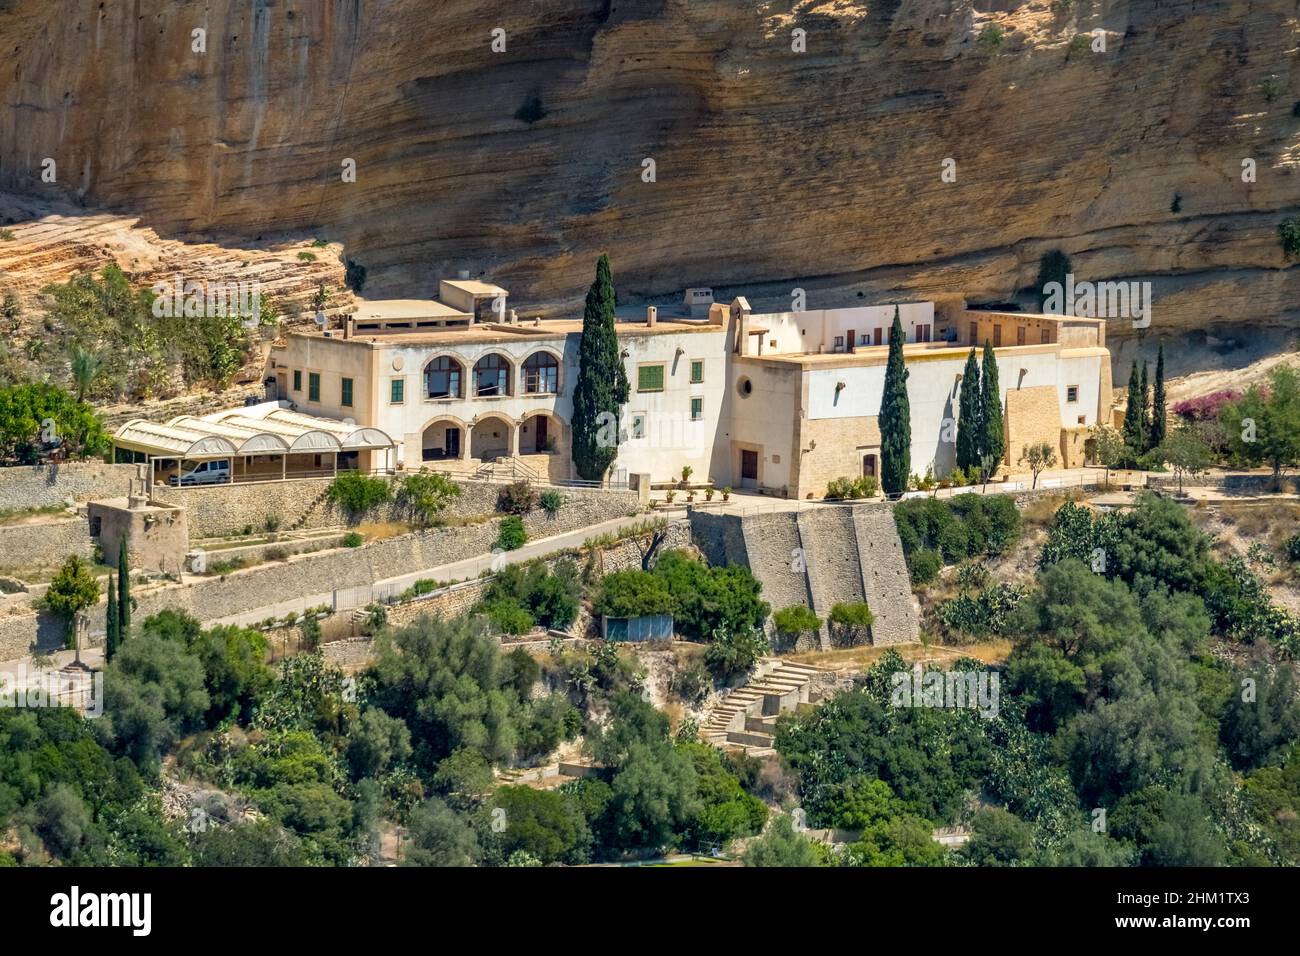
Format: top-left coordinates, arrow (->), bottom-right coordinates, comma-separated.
457,269 -> 471,280
646,306 -> 657,328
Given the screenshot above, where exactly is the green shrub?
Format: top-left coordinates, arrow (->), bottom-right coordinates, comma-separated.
327,473 -> 391,522
398,471 -> 460,525
479,597 -> 535,635
496,516 -> 527,551
773,605 -> 821,637
539,489 -> 564,515
937,582 -> 1027,639
297,251 -> 317,262
344,258 -> 367,293
1287,533 -> 1300,563
342,531 -> 363,548
300,614 -> 321,650
482,559 -> 581,631
1281,217 -> 1300,260
705,627 -> 769,680
829,601 -> 874,629
908,548 -> 942,585
595,570 -> 674,619
671,658 -> 714,704
497,481 -> 538,515
978,23 -> 1005,50
825,475 -> 879,500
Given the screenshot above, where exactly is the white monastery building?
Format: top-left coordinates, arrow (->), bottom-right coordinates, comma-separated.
266,278 -> 1112,499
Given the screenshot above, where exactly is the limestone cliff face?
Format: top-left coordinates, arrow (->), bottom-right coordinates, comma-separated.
1,0 -> 1297,343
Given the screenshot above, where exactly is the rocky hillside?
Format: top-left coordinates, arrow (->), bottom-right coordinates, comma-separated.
0,0 -> 1297,349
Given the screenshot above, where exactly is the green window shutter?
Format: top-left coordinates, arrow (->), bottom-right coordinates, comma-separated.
293,370 -> 302,391
691,397 -> 703,420
309,372 -> 320,402
341,378 -> 353,407
690,360 -> 703,383
638,365 -> 664,392
391,378 -> 404,404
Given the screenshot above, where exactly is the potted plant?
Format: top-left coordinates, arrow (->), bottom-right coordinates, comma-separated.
720,486 -> 732,501
666,490 -> 677,504
686,491 -> 696,503
705,486 -> 715,501
680,465 -> 693,488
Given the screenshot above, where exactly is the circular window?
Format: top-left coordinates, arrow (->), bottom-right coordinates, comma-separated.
737,377 -> 753,398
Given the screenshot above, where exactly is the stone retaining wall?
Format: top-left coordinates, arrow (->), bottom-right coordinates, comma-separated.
0,517 -> 94,573
156,477 -> 637,539
380,520 -> 692,632
0,462 -> 136,510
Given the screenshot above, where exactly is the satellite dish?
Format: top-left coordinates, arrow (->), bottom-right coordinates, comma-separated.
314,311 -> 327,327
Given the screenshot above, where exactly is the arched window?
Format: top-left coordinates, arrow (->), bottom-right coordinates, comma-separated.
474,354 -> 511,397
522,352 -> 559,394
425,357 -> 463,400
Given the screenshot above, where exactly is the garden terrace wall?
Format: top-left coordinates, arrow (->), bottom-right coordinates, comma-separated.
380,520 -> 693,632
0,518 -> 94,573
129,490 -> 642,624
0,462 -> 137,510
157,477 -> 638,539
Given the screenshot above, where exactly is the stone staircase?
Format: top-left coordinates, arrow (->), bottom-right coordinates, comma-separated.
473,456 -> 540,484
700,657 -> 825,756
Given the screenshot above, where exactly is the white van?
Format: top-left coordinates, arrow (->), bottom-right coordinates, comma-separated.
169,460 -> 232,486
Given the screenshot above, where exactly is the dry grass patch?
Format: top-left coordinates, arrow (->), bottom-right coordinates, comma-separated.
353,520 -> 412,542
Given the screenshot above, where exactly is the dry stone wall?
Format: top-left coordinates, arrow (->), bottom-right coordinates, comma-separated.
0,517 -> 93,573
157,477 -> 636,540
0,462 -> 136,510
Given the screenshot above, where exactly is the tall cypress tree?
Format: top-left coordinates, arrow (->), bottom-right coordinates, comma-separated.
879,306 -> 911,495
105,570 -> 119,662
117,537 -> 130,640
571,255 -> 630,481
979,341 -> 1004,478
1122,360 -> 1143,450
1139,360 -> 1150,451
1149,345 -> 1167,451
956,346 -> 982,472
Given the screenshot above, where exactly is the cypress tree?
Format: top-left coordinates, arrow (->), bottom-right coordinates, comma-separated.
956,346 -> 982,472
117,537 -> 130,640
571,255 -> 630,481
1122,360 -> 1143,450
879,306 -> 911,495
105,570 -> 118,662
979,341 -> 1004,478
1139,360 -> 1150,451
1149,345 -> 1167,451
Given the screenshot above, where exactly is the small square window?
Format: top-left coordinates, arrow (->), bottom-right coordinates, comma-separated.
637,365 -> 665,392
631,414 -> 646,439
390,378 -> 405,404
834,336 -> 844,348
1067,385 -> 1079,403
859,333 -> 869,346
690,397 -> 703,421
690,360 -> 703,384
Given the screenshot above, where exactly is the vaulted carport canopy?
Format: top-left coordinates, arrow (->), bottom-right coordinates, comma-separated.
113,420 -> 240,460
111,405 -> 397,463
